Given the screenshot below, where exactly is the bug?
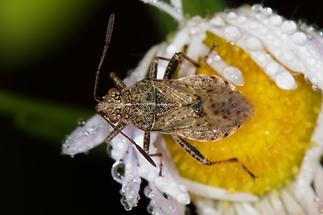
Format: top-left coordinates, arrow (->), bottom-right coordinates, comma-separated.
95,14 -> 255,178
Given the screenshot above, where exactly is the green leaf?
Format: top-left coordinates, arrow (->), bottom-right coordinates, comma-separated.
0,0 -> 97,69
0,91 -> 92,143
183,0 -> 226,17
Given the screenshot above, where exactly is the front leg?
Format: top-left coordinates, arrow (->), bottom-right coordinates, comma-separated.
101,115 -> 156,167
109,72 -> 126,90
104,121 -> 127,143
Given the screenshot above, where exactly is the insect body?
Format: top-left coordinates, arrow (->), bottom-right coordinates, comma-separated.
95,14 -> 255,178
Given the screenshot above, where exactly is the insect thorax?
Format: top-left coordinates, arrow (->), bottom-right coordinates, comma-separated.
122,80 -> 178,131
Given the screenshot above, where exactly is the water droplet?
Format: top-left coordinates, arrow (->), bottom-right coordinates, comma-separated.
210,16 -> 224,27
124,204 -> 132,211
87,127 -> 95,134
82,130 -> 90,136
222,66 -> 244,86
147,203 -> 154,214
111,160 -> 125,183
312,84 -> 320,91
77,119 -> 86,127
275,71 -> 296,90
262,7 -> 273,16
245,37 -> 262,51
252,4 -> 263,13
269,15 -> 282,26
120,196 -> 133,211
227,12 -> 237,19
144,186 -> 152,197
189,27 -> 202,36
120,195 -> 127,205
224,26 -> 241,42
281,20 -> 297,34
292,32 -> 307,45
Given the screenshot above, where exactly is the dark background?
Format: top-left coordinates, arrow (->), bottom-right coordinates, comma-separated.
1,0 -> 323,214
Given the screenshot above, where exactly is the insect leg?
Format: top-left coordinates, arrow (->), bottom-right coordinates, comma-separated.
143,132 -> 163,176
109,72 -> 126,90
163,52 -> 200,80
143,131 -> 151,153
149,153 -> 163,176
147,56 -> 171,79
101,118 -> 156,167
204,43 -> 218,61
104,122 -> 127,143
172,135 -> 256,179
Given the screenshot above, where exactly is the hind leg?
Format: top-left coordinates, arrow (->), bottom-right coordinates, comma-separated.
172,134 -> 256,179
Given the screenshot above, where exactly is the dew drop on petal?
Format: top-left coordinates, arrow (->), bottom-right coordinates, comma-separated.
224,26 -> 241,42
312,84 -> 320,91
265,62 -> 280,76
269,15 -> 283,26
210,16 -> 225,27
227,12 -> 237,19
281,20 -> 297,34
245,37 -> 262,51
120,196 -> 133,211
237,16 -> 247,24
82,130 -> 90,136
292,32 -> 307,45
147,203 -> 154,214
275,71 -> 297,90
144,185 -> 152,197
222,66 -> 244,86
77,119 -> 86,127
111,160 -> 125,183
262,7 -> 273,16
251,4 -> 263,13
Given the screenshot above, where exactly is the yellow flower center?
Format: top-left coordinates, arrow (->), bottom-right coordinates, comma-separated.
165,31 -> 322,195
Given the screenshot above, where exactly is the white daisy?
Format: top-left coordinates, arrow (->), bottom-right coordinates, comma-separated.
62,1 -> 323,214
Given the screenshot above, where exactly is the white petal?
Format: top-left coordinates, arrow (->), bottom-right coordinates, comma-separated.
280,189 -> 305,215
268,192 -> 288,215
289,184 -> 321,215
314,165 -> 323,200
62,114 -> 110,156
194,198 -> 220,215
179,178 -> 258,202
235,203 -> 260,215
255,197 -> 276,215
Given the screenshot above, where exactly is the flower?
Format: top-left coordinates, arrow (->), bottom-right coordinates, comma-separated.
62,1 -> 323,214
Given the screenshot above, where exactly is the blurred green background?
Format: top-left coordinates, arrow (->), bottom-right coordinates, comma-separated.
1,0 -> 322,214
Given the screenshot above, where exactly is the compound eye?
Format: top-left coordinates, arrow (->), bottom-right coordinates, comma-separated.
108,88 -> 118,97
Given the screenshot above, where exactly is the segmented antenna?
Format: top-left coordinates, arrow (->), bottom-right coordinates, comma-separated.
94,13 -> 115,102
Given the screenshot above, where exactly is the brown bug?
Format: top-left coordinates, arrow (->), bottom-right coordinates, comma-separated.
94,14 -> 255,178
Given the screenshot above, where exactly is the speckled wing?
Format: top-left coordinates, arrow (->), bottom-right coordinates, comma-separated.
156,75 -> 254,141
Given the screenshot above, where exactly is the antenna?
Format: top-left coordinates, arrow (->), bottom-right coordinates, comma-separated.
94,13 -> 115,102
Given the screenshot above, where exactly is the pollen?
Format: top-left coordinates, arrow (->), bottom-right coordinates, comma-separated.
164,31 -> 322,196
